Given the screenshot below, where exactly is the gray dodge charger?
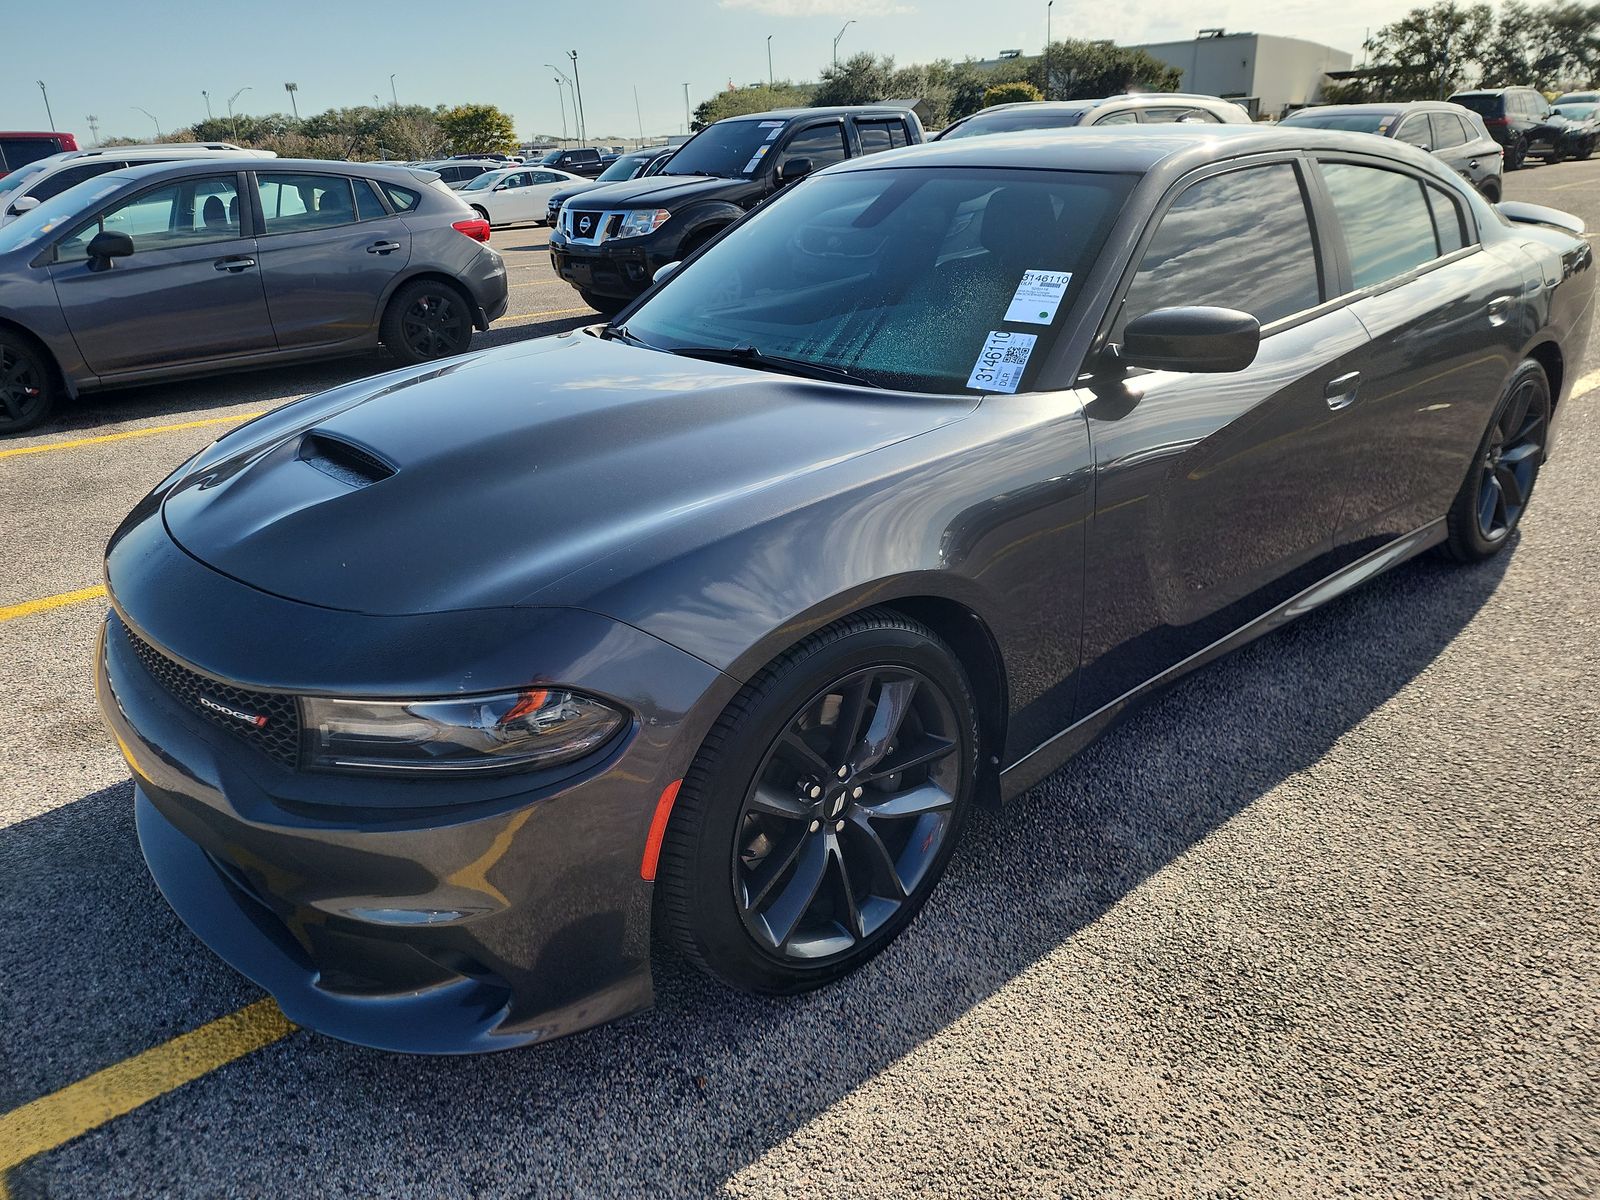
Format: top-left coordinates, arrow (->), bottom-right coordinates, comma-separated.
97,126 -> 1593,1053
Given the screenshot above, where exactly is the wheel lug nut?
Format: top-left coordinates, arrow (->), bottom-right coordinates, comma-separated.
808,785 -> 822,799
837,766 -> 849,778
809,819 -> 821,833
852,786 -> 863,799
834,820 -> 844,832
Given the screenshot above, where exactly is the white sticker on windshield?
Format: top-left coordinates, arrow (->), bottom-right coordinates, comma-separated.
1004,269 -> 1073,324
966,330 -> 1037,393
766,126 -> 783,140
759,120 -> 784,127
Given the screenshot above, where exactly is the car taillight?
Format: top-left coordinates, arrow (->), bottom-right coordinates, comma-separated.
1485,116 -> 1508,126
452,217 -> 492,244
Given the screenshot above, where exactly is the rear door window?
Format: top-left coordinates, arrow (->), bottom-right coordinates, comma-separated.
258,173 -> 359,233
1095,110 -> 1139,125
353,178 -> 388,220
1320,162 -> 1443,289
1393,116 -> 1432,149
1430,113 -> 1468,148
1118,162 -> 1323,332
856,121 -> 895,154
1425,185 -> 1468,253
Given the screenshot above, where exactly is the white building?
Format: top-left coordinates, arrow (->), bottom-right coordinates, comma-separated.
1130,30 -> 1353,118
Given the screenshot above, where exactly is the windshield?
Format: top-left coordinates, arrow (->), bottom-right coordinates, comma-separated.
659,120 -> 778,178
0,160 -> 51,200
0,174 -> 125,255
1280,111 -> 1389,133
537,151 -> 562,165
941,109 -> 1086,140
1554,104 -> 1597,119
460,171 -> 504,191
597,153 -> 649,182
1555,92 -> 1599,105
624,167 -> 1136,394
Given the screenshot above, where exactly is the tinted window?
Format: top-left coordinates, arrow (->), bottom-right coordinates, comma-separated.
941,108 -> 1085,139
56,176 -> 241,261
597,153 -> 649,181
1144,107 -> 1219,124
531,170 -> 563,184
626,167 -> 1136,394
32,161 -> 124,202
1281,111 -> 1389,133
1430,113 -> 1467,148
1119,163 -> 1321,331
0,137 -> 64,172
660,120 -> 784,178
354,178 -> 387,220
857,121 -> 895,154
1095,110 -> 1139,125
778,123 -> 848,174
381,182 -> 421,211
1394,116 -> 1432,148
259,173 -> 358,233
1451,94 -> 1501,117
1321,162 -> 1440,289
1425,185 -> 1467,253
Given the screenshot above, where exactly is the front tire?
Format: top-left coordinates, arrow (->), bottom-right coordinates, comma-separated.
1444,360 -> 1552,562
579,290 -> 626,317
379,279 -> 474,365
1577,138 -> 1594,161
658,611 -> 979,996
0,329 -> 59,436
1507,135 -> 1528,170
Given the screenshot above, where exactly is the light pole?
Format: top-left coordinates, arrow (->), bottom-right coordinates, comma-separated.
227,86 -> 251,143
547,62 -> 578,143
389,73 -> 399,108
36,81 -> 56,132
832,19 -> 855,68
767,35 -> 774,89
553,78 -> 568,145
201,90 -> 214,120
133,107 -> 162,139
633,84 -> 644,143
568,50 -> 587,147
1045,2 -> 1053,100
86,115 -> 101,146
683,82 -> 691,133
284,82 -> 299,120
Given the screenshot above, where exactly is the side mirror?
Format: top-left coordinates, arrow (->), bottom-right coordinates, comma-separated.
10,195 -> 40,216
86,229 -> 135,266
494,183 -> 509,191
777,157 -> 814,185
1116,306 -> 1260,373
652,260 -> 682,284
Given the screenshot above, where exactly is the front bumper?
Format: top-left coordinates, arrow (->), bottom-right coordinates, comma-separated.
548,235 -> 661,302
97,515 -> 732,1053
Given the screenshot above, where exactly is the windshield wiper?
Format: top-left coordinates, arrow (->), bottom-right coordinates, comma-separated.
665,344 -> 884,389
598,323 -> 656,348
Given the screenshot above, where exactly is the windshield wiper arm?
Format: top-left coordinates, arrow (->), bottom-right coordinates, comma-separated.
665,344 -> 884,389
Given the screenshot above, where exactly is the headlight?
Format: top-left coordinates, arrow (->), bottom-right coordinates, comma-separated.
616,209 -> 670,238
303,688 -> 625,775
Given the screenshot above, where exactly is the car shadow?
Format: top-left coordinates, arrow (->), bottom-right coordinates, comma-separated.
0,544 -> 1512,1194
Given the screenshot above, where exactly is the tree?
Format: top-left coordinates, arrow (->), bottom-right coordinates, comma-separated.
1031,40 -> 1183,99
692,83 -> 814,131
984,82 -> 1044,107
811,52 -> 898,107
438,103 -> 517,155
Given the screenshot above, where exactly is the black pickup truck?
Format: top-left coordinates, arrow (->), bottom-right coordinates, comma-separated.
549,106 -> 923,313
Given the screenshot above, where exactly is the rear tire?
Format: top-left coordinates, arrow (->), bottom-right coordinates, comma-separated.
1578,138 -> 1594,161
379,279 -> 475,365
1444,360 -> 1551,562
0,329 -> 59,436
658,610 -> 980,996
1507,135 -> 1527,170
470,205 -> 491,226
1478,178 -> 1502,203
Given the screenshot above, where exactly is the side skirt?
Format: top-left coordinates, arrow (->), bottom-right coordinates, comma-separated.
998,518 -> 1448,802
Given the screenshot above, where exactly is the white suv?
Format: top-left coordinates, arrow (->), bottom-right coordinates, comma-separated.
0,143 -> 272,226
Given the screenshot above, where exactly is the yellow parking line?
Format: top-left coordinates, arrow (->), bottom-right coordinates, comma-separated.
0,999 -> 294,1192
0,413 -> 263,462
496,305 -> 594,328
0,585 -> 107,624
1574,369 -> 1600,401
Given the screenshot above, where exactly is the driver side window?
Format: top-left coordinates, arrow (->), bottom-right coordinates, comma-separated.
777,124 -> 848,175
55,176 -> 242,262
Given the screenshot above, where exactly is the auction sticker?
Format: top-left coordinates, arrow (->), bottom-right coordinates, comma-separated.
1004,269 -> 1072,324
966,330 -> 1037,393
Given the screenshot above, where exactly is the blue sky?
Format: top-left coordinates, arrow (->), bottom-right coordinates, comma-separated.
12,0 -> 1404,144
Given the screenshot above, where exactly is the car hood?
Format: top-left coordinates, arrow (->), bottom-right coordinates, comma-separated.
161,334 -> 975,616
563,173 -> 752,209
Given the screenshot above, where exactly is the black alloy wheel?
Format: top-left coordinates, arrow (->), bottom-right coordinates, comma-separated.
1446,360 -> 1551,560
0,333 -> 57,435
382,280 -> 473,365
732,665 -> 962,961
1508,134 -> 1528,170
658,611 -> 979,995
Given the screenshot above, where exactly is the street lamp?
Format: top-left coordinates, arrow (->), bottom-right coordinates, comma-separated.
767,35 -> 774,89
553,78 -> 569,145
86,115 -> 101,147
133,106 -> 163,139
226,86 -> 251,143
568,50 -> 587,147
683,82 -> 691,133
1045,2 -> 1053,100
201,90 -> 213,120
389,73 -> 399,108
284,82 -> 299,120
832,19 -> 855,68
36,81 -> 56,132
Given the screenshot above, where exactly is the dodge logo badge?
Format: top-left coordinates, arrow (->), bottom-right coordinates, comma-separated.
198,695 -> 269,729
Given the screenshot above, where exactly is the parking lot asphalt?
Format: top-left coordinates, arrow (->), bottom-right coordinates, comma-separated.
1,162 -> 1598,1199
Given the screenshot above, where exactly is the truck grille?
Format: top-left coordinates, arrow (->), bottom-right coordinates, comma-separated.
562,208 -> 624,245
122,621 -> 301,767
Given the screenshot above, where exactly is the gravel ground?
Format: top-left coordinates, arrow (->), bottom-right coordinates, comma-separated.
1,163 -> 1597,1199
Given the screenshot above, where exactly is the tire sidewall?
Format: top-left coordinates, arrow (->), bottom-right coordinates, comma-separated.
1447,359 -> 1550,560
667,620 -> 979,995
382,279 -> 472,364
0,332 -> 57,435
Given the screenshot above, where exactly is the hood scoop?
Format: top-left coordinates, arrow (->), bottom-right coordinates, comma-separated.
297,432 -> 396,489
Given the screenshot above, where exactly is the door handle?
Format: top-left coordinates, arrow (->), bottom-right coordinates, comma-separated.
367,240 -> 402,255
213,256 -> 256,272
1324,371 -> 1361,411
1487,295 -> 1514,325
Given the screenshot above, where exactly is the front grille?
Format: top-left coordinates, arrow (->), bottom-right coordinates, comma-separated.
569,209 -> 605,240
122,623 -> 301,766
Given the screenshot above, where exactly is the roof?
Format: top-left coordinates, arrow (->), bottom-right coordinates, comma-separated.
824,123 -> 1446,178
90,157 -> 438,187
1288,101 -> 1459,116
719,105 -> 915,122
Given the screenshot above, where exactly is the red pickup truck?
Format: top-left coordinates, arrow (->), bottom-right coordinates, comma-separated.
0,131 -> 79,177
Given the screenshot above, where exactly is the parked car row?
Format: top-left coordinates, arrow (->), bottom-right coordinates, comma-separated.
0,158 -> 507,432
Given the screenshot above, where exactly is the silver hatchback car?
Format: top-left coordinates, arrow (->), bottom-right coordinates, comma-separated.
0,158 -> 508,433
